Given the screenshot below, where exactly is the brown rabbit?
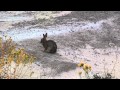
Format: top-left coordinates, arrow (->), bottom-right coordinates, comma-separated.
40,33 -> 57,53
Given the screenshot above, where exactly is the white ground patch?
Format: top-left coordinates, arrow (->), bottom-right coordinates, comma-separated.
1,16 -> 117,42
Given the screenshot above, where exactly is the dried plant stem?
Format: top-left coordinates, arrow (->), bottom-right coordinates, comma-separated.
111,46 -> 118,74
20,64 -> 31,79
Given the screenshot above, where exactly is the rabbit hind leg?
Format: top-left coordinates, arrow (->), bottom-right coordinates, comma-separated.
45,47 -> 51,53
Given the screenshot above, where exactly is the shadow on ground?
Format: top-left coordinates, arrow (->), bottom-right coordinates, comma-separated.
17,38 -> 78,76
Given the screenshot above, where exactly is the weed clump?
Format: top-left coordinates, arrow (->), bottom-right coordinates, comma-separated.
0,35 -> 36,79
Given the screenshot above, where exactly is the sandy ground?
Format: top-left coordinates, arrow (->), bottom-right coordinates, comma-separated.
1,11 -> 120,79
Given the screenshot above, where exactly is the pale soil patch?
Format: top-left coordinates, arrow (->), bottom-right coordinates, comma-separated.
0,22 -> 12,31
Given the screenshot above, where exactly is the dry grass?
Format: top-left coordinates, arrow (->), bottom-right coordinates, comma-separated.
0,35 -> 36,79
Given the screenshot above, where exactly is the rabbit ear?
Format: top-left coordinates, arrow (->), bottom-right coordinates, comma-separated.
45,33 -> 47,37
43,34 -> 45,37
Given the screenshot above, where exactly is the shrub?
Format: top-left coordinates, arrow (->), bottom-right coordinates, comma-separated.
78,60 -> 114,79
78,60 -> 92,79
93,73 -> 112,79
0,35 -> 36,79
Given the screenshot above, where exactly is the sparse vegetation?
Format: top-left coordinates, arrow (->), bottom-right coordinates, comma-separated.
78,59 -> 117,79
78,61 -> 92,79
0,35 -> 36,79
93,73 -> 112,79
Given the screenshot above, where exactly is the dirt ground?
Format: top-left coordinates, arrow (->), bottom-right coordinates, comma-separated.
1,11 -> 120,79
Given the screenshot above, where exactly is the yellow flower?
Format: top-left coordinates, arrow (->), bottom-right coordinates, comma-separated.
83,64 -> 89,71
88,65 -> 92,71
78,61 -> 85,67
83,64 -> 92,73
78,71 -> 82,75
11,49 -> 16,54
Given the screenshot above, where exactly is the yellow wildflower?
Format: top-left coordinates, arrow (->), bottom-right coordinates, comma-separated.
88,65 -> 92,71
78,61 -> 85,67
83,64 -> 89,71
78,71 -> 82,75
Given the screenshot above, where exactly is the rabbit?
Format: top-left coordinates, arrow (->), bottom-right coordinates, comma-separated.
40,33 -> 57,53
